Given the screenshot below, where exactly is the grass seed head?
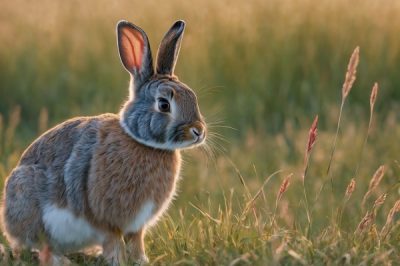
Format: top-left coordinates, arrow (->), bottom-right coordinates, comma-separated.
380,200 -> 400,239
370,82 -> 379,113
303,115 -> 318,180
357,211 -> 374,232
345,178 -> 356,197
368,165 -> 386,191
306,115 -> 319,155
373,193 -> 387,210
342,46 -> 360,99
362,165 -> 386,208
277,173 -> 293,200
385,200 -> 400,222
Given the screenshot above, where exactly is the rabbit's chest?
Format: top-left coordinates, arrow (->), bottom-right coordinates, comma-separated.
88,127 -> 181,229
122,170 -> 180,234
124,200 -> 155,233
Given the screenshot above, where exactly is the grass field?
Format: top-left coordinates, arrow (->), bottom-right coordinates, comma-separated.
1,0 -> 400,265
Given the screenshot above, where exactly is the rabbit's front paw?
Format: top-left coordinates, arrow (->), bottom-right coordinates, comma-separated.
132,254 -> 149,265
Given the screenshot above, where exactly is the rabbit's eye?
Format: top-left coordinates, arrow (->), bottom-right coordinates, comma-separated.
158,98 -> 170,113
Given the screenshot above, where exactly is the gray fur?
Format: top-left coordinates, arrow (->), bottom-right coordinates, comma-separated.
156,20 -> 185,75
3,165 -> 45,248
121,77 -> 204,149
63,120 -> 99,215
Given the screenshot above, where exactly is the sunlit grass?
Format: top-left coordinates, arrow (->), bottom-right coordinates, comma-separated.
1,0 -> 400,264
0,99 -> 399,264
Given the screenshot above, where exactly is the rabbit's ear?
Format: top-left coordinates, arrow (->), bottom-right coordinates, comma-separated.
117,21 -> 154,88
156,20 -> 185,75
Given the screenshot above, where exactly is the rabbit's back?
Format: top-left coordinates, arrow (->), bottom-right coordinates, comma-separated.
19,114 -> 112,168
14,115 -> 113,211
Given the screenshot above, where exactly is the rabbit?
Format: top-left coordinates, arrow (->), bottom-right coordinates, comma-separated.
0,19 -> 206,265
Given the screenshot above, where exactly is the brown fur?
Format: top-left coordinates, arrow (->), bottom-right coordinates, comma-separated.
87,114 -> 180,232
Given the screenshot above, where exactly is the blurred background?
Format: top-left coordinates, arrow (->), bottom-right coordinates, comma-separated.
1,0 -> 400,262
2,0 -> 400,132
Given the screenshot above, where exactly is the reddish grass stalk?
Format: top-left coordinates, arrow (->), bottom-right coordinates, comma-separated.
278,174 -> 292,200
326,47 -> 360,184
272,173 -> 293,227
303,115 -> 319,180
302,116 -> 318,235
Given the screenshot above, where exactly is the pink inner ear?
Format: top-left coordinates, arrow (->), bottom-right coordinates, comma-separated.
120,27 -> 145,71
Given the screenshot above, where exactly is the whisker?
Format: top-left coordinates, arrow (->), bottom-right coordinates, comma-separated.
207,134 -> 230,144
206,138 -> 228,154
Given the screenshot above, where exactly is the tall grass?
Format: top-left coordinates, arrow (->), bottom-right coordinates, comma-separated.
1,0 -> 400,265
0,47 -> 399,264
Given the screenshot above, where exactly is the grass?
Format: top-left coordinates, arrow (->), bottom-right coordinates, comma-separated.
1,0 -> 400,265
1,107 -> 400,265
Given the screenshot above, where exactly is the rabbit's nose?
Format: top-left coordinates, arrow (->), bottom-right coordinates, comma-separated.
190,125 -> 205,140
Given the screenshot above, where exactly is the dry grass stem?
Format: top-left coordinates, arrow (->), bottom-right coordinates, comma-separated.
380,200 -> 400,239
277,173 -> 293,201
345,178 -> 356,198
241,170 -> 281,220
326,47 -> 360,179
303,115 -> 319,180
356,211 -> 374,233
338,178 -> 356,226
342,46 -> 360,99
353,82 -> 380,180
307,115 -> 319,154
373,193 -> 387,210
272,173 -> 293,226
362,165 -> 386,208
368,165 -> 386,190
370,82 -> 379,114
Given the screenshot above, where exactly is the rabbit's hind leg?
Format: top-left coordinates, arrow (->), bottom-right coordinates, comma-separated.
1,165 -> 48,253
102,234 -> 126,266
124,229 -> 149,264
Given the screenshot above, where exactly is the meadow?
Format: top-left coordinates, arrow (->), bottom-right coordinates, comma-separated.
0,0 -> 400,265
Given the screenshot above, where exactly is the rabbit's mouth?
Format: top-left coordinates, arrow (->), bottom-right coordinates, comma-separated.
169,122 -> 207,148
170,137 -> 206,150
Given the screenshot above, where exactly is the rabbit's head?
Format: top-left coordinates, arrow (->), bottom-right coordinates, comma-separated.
117,20 -> 206,150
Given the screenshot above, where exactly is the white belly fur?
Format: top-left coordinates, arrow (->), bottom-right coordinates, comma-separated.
124,201 -> 155,233
43,200 -> 165,250
42,204 -> 104,251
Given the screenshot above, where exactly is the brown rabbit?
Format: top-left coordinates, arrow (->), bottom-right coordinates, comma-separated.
1,20 -> 206,265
